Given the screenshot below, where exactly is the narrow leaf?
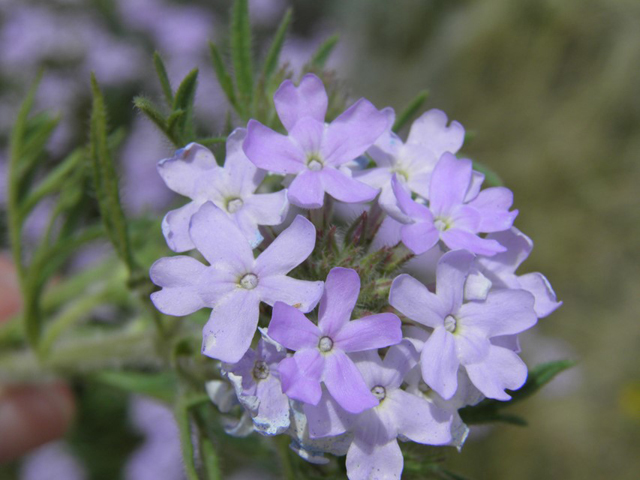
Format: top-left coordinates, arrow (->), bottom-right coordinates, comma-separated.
172,69 -> 199,144
261,9 -> 293,83
231,0 -> 254,109
209,41 -> 239,111
153,51 -> 174,105
134,96 -> 169,137
392,90 -> 429,133
309,34 -> 339,69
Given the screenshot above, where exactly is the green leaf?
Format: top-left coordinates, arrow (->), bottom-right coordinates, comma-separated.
172,69 -> 199,144
261,9 -> 293,83
153,51 -> 174,105
472,160 -> 503,187
133,96 -> 170,139
16,113 -> 61,185
94,371 -> 178,403
231,0 -> 254,110
209,41 -> 239,111
459,359 -> 575,425
166,109 -> 186,138
392,90 -> 429,133
308,34 -> 339,69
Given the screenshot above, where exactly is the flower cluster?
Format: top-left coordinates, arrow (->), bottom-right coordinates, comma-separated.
150,74 -> 561,479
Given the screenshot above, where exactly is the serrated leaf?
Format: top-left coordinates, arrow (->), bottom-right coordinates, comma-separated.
94,371 -> 178,403
153,51 -> 173,105
393,90 -> 429,133
308,34 -> 339,69
261,9 -> 292,83
209,41 -> 239,112
231,0 -> 254,111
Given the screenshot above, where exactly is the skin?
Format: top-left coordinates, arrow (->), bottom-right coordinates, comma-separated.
0,254 -> 75,464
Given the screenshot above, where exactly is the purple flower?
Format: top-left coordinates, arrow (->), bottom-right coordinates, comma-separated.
158,128 -> 288,251
268,267 -> 402,413
389,250 -> 537,400
243,74 -> 389,209
223,337 -> 290,435
357,109 -> 467,220
392,153 -> 518,255
476,228 -> 562,318
150,203 -> 323,363
304,343 -> 453,480
205,380 -> 254,437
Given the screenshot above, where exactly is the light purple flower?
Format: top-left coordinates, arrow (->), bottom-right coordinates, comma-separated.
243,74 -> 389,209
20,441 -> 86,480
304,343 -> 453,480
389,250 -> 537,400
268,267 -> 402,413
476,227 -> 562,318
391,153 -> 518,255
223,337 -> 290,435
158,128 -> 288,252
205,380 -> 254,437
150,203 -> 323,363
357,109 -> 467,219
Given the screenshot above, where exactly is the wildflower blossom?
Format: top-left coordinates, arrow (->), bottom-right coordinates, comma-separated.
243,74 -> 389,209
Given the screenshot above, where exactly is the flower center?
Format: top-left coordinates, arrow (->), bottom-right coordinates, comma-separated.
252,360 -> 269,380
444,315 -> 458,333
318,336 -> 334,352
239,273 -> 259,290
226,197 -> 244,214
434,217 -> 451,232
306,154 -> 324,171
371,385 -> 386,401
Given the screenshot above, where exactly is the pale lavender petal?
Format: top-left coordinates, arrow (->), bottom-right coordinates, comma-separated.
421,327 -> 459,400
381,341 -> 420,389
289,116 -> 325,154
279,349 -> 325,405
258,275 -> 324,313
407,109 -> 465,157
157,143 -> 218,197
242,190 -> 289,226
346,438 -> 403,480
268,301 -> 321,350
354,167 -> 392,189
224,128 -> 264,195
202,289 -> 260,363
441,228 -> 506,256
195,267 -> 239,305
518,272 -> 562,318
233,209 -> 264,248
463,269 -> 492,301
254,215 -> 317,276
318,267 -> 361,336
378,181 -> 409,222
161,200 -> 203,252
435,249 -> 475,314
333,313 -> 402,353
254,375 -> 290,435
304,390 -> 354,438
150,256 -> 207,316
482,227 -> 533,274
464,171 -> 485,202
388,389 -> 452,445
391,175 -> 432,221
467,187 -> 518,232
349,350 -> 385,388
321,167 -> 379,204
429,153 -> 473,216
449,204 -> 481,232
189,202 -> 254,271
324,350 -> 378,413
287,170 -> 325,208
274,74 -> 328,131
460,288 -> 537,337
371,216 -> 402,250
465,345 -> 528,400
389,274 -> 446,328
322,98 -> 389,166
455,326 -> 491,364
244,120 -> 305,173
491,334 -> 521,353
401,222 -> 440,255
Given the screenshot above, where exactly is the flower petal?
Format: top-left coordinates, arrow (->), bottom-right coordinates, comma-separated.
322,98 -> 389,166
381,341 -> 420,389
274,74 -> 328,131
320,167 -> 379,204
149,256 -> 207,316
161,200 -> 203,252
465,345 -> 528,400
455,326 -> 491,365
346,438 -> 403,480
254,215 -> 317,276
242,190 -> 289,226
243,120 -> 305,174
435,249 -> 475,314
518,272 -> 562,318
421,327 -> 460,400
391,175 -> 432,221
289,116 -> 325,154
400,222 -> 440,255
189,202 -> 254,272
258,275 -> 324,314
318,267 -> 361,336
333,313 -> 402,353
254,375 -> 290,435
389,274 -> 446,328
279,349 -> 325,405
202,289 -> 260,363
441,228 -> 506,256
460,288 -> 537,337
324,350 -> 378,414
428,153 -> 473,216
407,109 -> 465,157
304,389 -> 355,438
388,389 -> 452,445
157,143 -> 218,197
467,187 -> 518,232
481,227 -> 533,275
268,301 -> 321,351
287,170 -> 325,208
224,128 -> 265,196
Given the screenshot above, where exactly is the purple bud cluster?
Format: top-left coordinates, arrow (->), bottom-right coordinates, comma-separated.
150,74 -> 561,479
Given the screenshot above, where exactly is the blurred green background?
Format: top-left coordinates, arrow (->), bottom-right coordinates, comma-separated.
1,0 -> 639,479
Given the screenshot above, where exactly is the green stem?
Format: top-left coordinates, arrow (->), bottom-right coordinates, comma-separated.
176,397 -> 200,480
276,435 -> 297,480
